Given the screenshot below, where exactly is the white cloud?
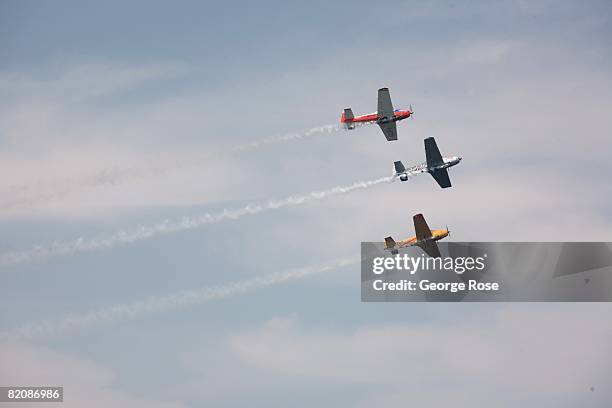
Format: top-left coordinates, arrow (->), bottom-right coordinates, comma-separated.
0,341 -> 185,408
228,306 -> 612,406
0,60 -> 189,103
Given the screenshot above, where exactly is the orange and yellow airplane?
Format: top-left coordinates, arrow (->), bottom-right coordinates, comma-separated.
384,213 -> 449,257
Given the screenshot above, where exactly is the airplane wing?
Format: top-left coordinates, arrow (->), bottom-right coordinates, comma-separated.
377,88 -> 394,119
424,137 -> 444,167
378,121 -> 397,141
418,240 -> 442,258
413,213 -> 433,241
430,168 -> 452,188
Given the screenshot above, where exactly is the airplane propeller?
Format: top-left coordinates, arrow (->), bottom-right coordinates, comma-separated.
446,224 -> 451,237
410,104 -> 414,119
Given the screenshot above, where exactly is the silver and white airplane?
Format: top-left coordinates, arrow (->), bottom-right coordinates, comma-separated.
394,137 -> 462,189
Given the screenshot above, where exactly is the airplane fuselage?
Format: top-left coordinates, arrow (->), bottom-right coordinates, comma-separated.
400,156 -> 462,179
394,229 -> 449,250
384,213 -> 449,257
341,109 -> 412,128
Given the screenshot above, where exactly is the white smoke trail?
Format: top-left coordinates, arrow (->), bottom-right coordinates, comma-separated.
0,256 -> 359,341
0,122 -> 370,210
0,175 -> 393,267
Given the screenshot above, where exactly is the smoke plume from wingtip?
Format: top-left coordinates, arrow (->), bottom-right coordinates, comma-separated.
0,122 -> 372,211
0,256 -> 359,340
0,175 -> 392,267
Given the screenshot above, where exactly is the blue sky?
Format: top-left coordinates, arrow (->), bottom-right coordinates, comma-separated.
1,1 -> 611,407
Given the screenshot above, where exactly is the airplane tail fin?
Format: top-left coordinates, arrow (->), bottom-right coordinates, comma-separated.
384,236 -> 396,250
342,108 -> 355,129
394,161 -> 409,181
394,161 -> 406,174
343,108 -> 354,121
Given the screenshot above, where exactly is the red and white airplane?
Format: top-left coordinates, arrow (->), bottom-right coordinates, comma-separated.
340,88 -> 413,141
